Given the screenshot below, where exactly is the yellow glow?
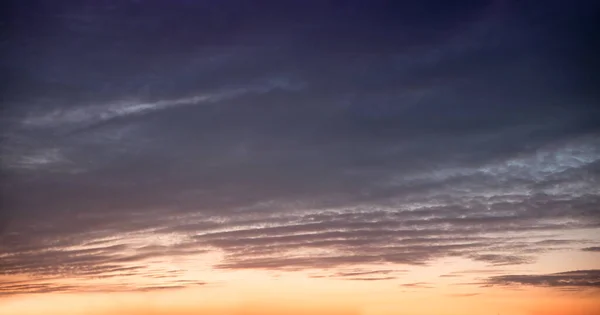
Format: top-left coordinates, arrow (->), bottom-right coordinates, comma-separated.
1,248 -> 599,315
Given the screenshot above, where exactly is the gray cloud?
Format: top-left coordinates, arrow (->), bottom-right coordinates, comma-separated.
447,293 -> 480,297
344,277 -> 397,281
582,247 -> 600,252
469,254 -> 535,266
484,270 -> 600,290
0,279 -> 206,296
400,282 -> 433,289
309,268 -> 406,281
441,269 -> 526,278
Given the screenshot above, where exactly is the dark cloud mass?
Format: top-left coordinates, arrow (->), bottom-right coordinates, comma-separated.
582,247 -> 600,252
485,270 -> 600,290
1,0 -> 600,295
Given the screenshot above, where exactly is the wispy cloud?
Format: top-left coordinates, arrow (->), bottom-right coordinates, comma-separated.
20,79 -> 303,130
0,279 -> 207,296
400,282 -> 433,289
309,268 -> 406,281
446,293 -> 480,297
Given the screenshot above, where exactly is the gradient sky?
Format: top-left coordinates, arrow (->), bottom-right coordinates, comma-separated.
1,1 -> 600,314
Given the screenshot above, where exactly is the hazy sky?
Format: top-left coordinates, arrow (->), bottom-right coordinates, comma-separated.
1,1 -> 599,314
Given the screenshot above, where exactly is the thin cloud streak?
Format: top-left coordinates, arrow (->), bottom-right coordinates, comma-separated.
484,270 -> 600,291
582,247 -> 600,252
20,79 -> 303,130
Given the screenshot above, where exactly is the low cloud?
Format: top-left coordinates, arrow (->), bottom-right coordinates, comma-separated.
309,268 -> 405,281
0,279 -> 206,296
484,270 -> 600,290
582,247 -> 600,252
469,254 -> 535,266
400,282 -> 433,289
447,293 -> 480,297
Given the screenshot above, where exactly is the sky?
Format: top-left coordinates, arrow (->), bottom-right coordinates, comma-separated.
1,0 -> 600,314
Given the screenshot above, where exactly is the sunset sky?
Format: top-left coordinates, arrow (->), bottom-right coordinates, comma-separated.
1,1 -> 600,314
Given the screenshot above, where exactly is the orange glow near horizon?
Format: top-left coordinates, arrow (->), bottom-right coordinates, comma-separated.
2,281 -> 599,315
2,253 -> 599,315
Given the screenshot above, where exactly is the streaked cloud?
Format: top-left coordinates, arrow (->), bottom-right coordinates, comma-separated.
400,282 -> 433,289
309,268 -> 406,281
447,293 -> 481,297
484,270 -> 600,290
20,79 -> 303,130
0,279 -> 207,296
582,247 -> 600,252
